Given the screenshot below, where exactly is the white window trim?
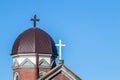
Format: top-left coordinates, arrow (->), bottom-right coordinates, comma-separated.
14,72 -> 19,80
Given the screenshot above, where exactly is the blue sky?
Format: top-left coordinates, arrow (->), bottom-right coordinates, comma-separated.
0,0 -> 120,80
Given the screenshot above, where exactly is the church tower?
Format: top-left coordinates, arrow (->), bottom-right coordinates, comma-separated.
11,15 -> 57,80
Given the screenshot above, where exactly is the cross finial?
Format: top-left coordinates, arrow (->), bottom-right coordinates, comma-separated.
30,14 -> 40,28
56,40 -> 66,60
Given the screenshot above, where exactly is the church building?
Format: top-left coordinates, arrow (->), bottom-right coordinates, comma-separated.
11,15 -> 81,80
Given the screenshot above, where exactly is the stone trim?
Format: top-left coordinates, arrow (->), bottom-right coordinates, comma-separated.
12,59 -> 19,69
12,53 -> 52,58
39,59 -> 51,69
19,58 -> 35,68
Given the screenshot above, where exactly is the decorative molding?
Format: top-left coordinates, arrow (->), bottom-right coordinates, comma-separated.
19,58 -> 35,68
61,68 -> 74,80
45,68 -> 61,80
45,66 -> 77,80
50,60 -> 54,67
14,72 -> 19,80
12,53 -> 52,58
39,59 -> 51,68
12,59 -> 19,69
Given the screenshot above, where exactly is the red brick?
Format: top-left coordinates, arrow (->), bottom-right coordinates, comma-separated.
50,72 -> 70,80
14,68 -> 36,80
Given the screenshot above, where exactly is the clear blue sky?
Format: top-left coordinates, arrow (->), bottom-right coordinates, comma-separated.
0,0 -> 120,80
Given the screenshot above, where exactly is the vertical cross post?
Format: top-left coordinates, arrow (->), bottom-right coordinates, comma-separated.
56,40 -> 66,60
30,14 -> 40,28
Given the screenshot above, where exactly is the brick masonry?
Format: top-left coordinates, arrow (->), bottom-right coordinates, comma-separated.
14,68 -> 51,80
14,68 -> 36,80
50,72 -> 70,80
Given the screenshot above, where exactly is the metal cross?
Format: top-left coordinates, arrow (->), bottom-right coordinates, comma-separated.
30,14 -> 40,28
56,40 -> 66,60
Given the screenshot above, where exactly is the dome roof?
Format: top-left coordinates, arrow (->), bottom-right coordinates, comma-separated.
11,27 -> 57,55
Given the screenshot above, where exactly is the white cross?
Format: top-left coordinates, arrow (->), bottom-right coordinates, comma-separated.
56,40 -> 66,60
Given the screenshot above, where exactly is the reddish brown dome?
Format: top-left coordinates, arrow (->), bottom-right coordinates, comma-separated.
11,27 -> 57,55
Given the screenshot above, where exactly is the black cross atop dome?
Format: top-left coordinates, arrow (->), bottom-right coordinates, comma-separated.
30,14 -> 40,28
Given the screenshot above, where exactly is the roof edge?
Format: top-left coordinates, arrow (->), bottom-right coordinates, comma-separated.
39,64 -> 81,80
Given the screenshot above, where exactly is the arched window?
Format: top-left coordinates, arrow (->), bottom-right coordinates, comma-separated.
16,75 -> 19,80
14,72 -> 19,80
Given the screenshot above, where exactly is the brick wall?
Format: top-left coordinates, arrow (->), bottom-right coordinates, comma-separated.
39,68 -> 50,73
14,68 -> 36,80
50,72 -> 70,80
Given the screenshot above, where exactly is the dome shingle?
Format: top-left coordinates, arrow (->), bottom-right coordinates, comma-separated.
11,27 -> 57,55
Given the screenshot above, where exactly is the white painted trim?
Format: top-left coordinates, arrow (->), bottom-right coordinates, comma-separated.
12,59 -> 19,69
45,68 -> 62,80
45,66 -> 77,80
19,58 -> 35,68
12,53 -> 52,58
14,72 -> 19,80
61,68 -> 74,80
62,71 -> 73,80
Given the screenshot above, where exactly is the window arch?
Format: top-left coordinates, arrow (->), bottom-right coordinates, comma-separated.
14,72 -> 19,80
16,75 -> 18,80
